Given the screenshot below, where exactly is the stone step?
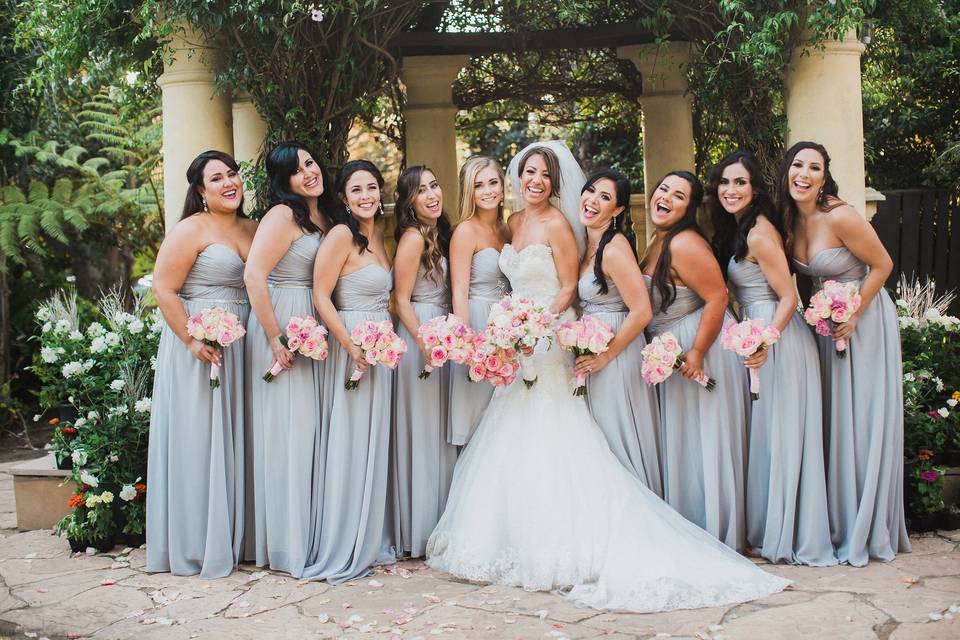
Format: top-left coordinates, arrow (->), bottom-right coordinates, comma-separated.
8,453 -> 75,531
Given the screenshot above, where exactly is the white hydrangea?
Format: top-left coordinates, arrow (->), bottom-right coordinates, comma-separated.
54,319 -> 72,334
134,397 -> 152,413
925,308 -> 944,323
87,322 -> 105,338
127,319 -> 144,334
82,359 -> 95,371
71,449 -> 88,466
120,484 -> 137,502
69,330 -> 84,341
61,362 -> 83,378
104,332 -> 121,347
79,469 -> 99,487
89,336 -> 107,354
41,347 -> 59,363
42,321 -> 52,333
899,316 -> 920,330
109,379 -> 126,391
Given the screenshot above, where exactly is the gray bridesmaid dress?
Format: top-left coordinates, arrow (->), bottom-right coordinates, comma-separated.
578,273 -> 662,496
391,259 -> 458,557
447,248 -> 509,446
302,264 -> 394,584
728,258 -> 836,565
794,247 -> 910,566
147,243 -> 248,578
245,233 -> 324,577
645,275 -> 749,551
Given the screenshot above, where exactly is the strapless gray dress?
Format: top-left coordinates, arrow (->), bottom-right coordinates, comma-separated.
727,258 -> 836,566
244,233 -> 324,577
147,243 -> 248,578
391,259 -> 458,557
447,248 -> 509,446
794,247 -> 910,566
646,276 -> 749,551
302,264 -> 395,583
577,273 -> 662,496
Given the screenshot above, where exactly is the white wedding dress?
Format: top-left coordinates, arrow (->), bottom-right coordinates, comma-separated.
426,243 -> 790,612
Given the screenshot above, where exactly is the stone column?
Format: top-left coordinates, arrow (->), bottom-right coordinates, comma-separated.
232,95 -> 268,214
401,55 -> 469,213
785,28 -> 867,215
617,42 -> 696,243
156,21 -> 234,232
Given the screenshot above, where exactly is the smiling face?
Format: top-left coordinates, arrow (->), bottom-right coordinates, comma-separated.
413,170 -> 442,224
519,153 -> 552,208
579,178 -> 624,231
473,166 -> 503,213
200,159 -> 244,213
651,174 -> 693,230
289,149 -> 324,199
787,148 -> 826,205
717,161 -> 754,217
342,170 -> 381,220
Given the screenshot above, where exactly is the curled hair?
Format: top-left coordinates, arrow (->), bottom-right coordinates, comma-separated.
708,151 -> 782,276
334,159 -> 384,254
394,165 -> 453,285
181,150 -> 245,220
518,146 -> 561,199
778,141 -> 845,258
642,171 -> 705,313
265,141 -> 336,234
581,170 -> 633,295
458,155 -> 505,224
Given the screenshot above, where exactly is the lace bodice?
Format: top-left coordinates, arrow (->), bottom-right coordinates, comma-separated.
498,244 -> 561,308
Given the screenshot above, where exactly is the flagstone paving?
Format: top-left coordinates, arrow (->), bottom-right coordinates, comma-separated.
1,462 -> 959,639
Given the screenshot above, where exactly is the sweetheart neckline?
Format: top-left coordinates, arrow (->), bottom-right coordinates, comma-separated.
503,242 -> 552,256
793,246 -> 846,268
201,242 -> 247,264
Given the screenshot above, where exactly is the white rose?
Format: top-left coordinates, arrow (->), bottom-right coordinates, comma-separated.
41,347 -> 59,363
896,299 -> 908,309
134,398 -> 152,413
36,306 -> 51,321
938,407 -> 950,418
87,322 -> 105,338
904,372 -> 915,382
948,399 -> 958,407
110,379 -> 126,391
42,321 -> 52,333
127,319 -> 144,334
69,330 -> 84,341
61,362 -> 83,378
79,470 -> 99,487
89,337 -> 107,354
86,410 -> 100,421
55,319 -> 72,334
108,404 -> 129,417
104,332 -> 121,347
925,308 -> 943,322
73,417 -> 87,428
71,449 -> 87,466
120,484 -> 137,502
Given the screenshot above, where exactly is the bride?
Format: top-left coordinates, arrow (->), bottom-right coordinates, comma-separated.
426,141 -> 790,612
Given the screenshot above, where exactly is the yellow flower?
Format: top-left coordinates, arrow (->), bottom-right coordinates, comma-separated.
85,495 -> 100,508
952,390 -> 960,401
99,491 -> 114,504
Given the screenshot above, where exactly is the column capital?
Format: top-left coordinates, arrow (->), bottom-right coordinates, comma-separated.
617,41 -> 692,96
401,54 -> 470,107
791,27 -> 865,60
156,20 -> 223,89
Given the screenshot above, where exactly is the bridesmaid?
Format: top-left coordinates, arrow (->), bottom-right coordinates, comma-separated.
447,155 -> 510,446
147,150 -> 257,577
571,170 -> 662,495
781,141 -> 910,566
305,159 -> 395,583
243,141 -> 334,576
640,171 -> 749,551
391,165 -> 458,558
709,151 -> 835,566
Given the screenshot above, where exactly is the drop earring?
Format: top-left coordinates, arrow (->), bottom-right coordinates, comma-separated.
202,196 -> 209,212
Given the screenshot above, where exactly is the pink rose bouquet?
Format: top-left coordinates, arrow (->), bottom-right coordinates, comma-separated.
554,315 -> 616,396
186,307 -> 247,388
720,318 -> 781,400
416,314 -> 475,379
466,333 -> 521,387
263,315 -> 329,382
484,295 -> 555,388
640,330 -> 716,391
346,319 -> 407,390
803,280 -> 862,357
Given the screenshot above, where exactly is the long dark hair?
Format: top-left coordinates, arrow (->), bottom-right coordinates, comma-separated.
181,150 -> 245,220
778,141 -> 845,257
642,171 -> 705,312
582,169 -> 633,295
394,165 -> 453,285
265,141 -> 336,234
334,159 -> 384,254
708,151 -> 781,276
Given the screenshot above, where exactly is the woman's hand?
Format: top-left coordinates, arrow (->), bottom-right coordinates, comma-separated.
574,352 -> 611,377
417,338 -> 433,363
188,339 -> 221,365
744,348 -> 769,370
679,348 -> 705,380
348,344 -> 369,372
832,312 -> 860,341
270,335 -> 295,369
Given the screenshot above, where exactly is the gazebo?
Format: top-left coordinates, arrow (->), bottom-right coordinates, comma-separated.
157,20 -> 874,239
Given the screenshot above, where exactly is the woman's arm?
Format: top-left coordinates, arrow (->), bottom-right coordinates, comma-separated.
243,205 -> 298,369
393,229 -> 429,357
573,237 -> 651,377
312,225 -> 368,371
151,221 -> 220,365
748,223 -> 798,334
671,231 -> 728,380
449,223 -> 475,321
546,214 -> 579,315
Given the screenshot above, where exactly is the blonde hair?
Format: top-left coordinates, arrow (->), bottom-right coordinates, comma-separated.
458,155 -> 505,224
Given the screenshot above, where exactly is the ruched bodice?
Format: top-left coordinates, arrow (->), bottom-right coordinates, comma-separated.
268,233 -> 322,287
181,243 -> 248,303
578,273 -> 627,314
645,275 -> 705,333
470,248 -> 509,302
333,265 -> 392,311
727,258 -> 778,306
499,244 -> 560,308
793,247 -> 868,288
412,258 -> 451,307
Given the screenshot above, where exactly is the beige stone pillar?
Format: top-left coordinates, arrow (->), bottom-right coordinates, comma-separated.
785,29 -> 866,215
157,21 -> 234,232
617,42 -> 696,243
401,55 -> 469,213
232,95 -> 268,214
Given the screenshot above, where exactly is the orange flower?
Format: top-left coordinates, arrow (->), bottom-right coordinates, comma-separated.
68,493 -> 86,509
953,390 -> 960,401
60,426 -> 77,437
135,482 -> 146,494
919,448 -> 934,461
48,417 -> 60,426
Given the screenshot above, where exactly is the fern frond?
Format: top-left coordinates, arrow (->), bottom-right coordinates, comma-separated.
51,178 -> 73,204
27,180 -> 49,202
39,207 -> 69,243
